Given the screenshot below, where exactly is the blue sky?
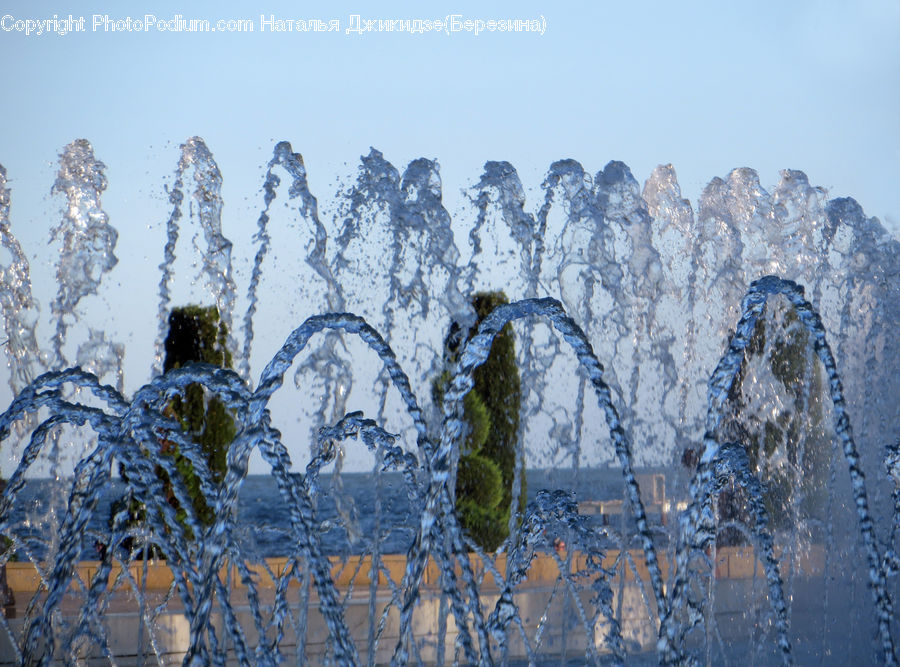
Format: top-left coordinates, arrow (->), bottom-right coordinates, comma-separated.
1,0 -> 898,229
0,0 -> 898,474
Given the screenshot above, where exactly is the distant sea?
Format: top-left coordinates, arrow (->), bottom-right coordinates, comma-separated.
6,467 -> 676,559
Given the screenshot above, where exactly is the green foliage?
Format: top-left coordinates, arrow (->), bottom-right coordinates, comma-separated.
727,300 -> 830,535
454,498 -> 511,552
112,305 -> 235,548
164,305 -> 233,371
161,305 -> 235,533
767,309 -> 808,396
456,454 -> 504,509
435,291 -> 523,552
432,371 -> 490,455
0,479 -> 13,562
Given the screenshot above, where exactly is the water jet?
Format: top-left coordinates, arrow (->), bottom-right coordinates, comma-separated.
0,139 -> 898,665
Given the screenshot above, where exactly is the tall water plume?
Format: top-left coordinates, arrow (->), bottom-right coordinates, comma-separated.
0,138 -> 898,664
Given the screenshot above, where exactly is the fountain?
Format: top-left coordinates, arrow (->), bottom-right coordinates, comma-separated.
0,138 -> 898,665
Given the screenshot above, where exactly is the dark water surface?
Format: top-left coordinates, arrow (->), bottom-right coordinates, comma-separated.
6,467 -> 677,559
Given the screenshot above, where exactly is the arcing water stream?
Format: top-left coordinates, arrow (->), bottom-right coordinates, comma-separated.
0,138 -> 898,664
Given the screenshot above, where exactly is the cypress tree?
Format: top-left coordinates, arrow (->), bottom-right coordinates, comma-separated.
111,305 -> 235,548
720,299 -> 830,540
435,291 -> 523,551
160,305 -> 235,532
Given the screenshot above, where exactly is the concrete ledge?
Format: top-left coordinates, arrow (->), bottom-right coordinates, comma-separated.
0,545 -> 831,664
712,544 -> 825,579
5,545 -> 824,596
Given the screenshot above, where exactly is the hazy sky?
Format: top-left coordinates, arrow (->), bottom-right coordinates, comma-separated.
0,0 -> 898,475
1,1 -> 898,224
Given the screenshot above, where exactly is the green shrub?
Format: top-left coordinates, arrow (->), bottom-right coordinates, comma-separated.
112,305 -> 235,549
432,370 -> 491,455
435,291 -> 523,552
160,305 -> 235,533
456,454 -> 504,509
0,478 -> 13,562
723,300 -> 830,537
